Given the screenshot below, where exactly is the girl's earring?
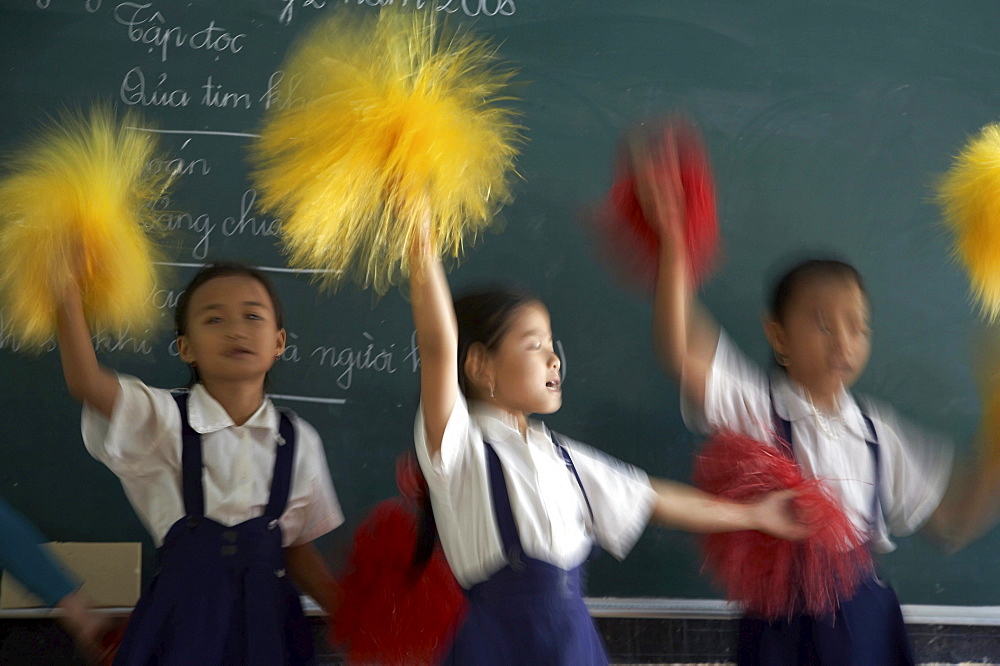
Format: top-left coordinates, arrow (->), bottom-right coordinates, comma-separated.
274,353 -> 280,361
489,382 -> 495,399
773,349 -> 789,367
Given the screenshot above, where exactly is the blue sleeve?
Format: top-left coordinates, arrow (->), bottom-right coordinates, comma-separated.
0,495 -> 78,607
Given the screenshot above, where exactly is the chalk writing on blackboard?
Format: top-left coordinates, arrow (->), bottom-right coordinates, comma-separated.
120,69 -> 192,108
36,0 -> 102,12
113,3 -> 247,63
277,0 -> 518,25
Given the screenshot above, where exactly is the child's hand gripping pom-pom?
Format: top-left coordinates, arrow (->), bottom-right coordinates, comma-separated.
250,7 -> 522,294
592,115 -> 719,291
693,431 -> 873,620
0,106 -> 174,350
938,122 -> 1000,322
330,453 -> 466,665
970,328 -> 1000,474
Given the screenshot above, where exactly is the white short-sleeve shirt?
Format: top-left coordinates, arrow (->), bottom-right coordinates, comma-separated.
414,395 -> 656,589
684,332 -> 953,553
83,375 -> 343,548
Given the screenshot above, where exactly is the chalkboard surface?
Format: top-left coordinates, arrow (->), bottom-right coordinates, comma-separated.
1,0 -> 997,606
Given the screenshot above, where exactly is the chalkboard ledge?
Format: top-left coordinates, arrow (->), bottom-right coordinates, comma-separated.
3,599 -> 1000,664
584,598 -> 1000,626
2,597 -> 997,626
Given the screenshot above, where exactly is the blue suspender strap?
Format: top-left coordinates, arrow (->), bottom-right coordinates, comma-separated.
768,381 -> 794,459
484,441 -> 523,561
550,431 -> 596,526
862,414 -> 884,533
264,410 -> 297,521
172,393 -> 204,520
484,433 -> 600,568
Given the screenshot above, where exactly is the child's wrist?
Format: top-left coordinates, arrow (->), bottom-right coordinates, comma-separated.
744,500 -> 765,533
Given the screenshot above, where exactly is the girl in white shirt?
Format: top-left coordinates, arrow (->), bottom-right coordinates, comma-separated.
56,262 -> 342,665
642,152 -> 999,664
409,233 -> 811,665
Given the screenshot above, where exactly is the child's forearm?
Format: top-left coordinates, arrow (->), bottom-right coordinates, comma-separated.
649,478 -> 757,533
925,456 -> 1000,551
652,243 -> 692,378
56,285 -> 119,418
647,196 -> 718,411
410,249 -> 459,458
649,478 -> 806,541
411,254 -> 457,364
285,542 -> 341,617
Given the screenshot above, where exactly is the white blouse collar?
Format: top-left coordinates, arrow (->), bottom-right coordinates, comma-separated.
469,400 -> 546,443
186,384 -> 276,435
771,371 -> 869,440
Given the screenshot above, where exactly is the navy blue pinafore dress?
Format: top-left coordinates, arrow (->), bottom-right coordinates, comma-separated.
114,393 -> 315,665
736,394 -> 915,666
443,434 -> 608,665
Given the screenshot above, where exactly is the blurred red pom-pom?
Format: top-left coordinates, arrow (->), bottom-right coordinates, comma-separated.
98,616 -> 128,666
693,431 -> 872,620
594,116 -> 719,290
330,455 -> 466,665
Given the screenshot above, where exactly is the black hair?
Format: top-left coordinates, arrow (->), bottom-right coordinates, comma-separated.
174,261 -> 285,385
411,485 -> 439,578
453,287 -> 541,397
768,259 -> 867,323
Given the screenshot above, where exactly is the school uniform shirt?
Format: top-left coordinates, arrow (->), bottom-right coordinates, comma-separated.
82,375 -> 343,548
684,332 -> 953,554
415,394 -> 657,589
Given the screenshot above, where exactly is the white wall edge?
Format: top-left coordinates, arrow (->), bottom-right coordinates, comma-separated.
583,598 -> 1000,626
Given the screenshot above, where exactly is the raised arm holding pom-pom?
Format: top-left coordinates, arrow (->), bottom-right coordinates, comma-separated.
57,277 -> 120,420
410,207 -> 459,462
640,144 -> 720,411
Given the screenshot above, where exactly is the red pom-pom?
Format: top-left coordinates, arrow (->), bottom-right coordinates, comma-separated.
692,431 -> 872,620
594,116 -> 719,290
330,456 -> 466,664
99,618 -> 128,666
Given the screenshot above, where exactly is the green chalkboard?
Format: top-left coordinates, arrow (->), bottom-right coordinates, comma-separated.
1,0 -> 997,606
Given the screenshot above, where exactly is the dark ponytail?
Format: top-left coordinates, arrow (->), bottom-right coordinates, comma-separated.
395,452 -> 440,577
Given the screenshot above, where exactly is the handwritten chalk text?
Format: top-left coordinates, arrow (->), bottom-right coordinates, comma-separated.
114,3 -> 246,63
278,0 -> 515,24
120,68 -> 191,108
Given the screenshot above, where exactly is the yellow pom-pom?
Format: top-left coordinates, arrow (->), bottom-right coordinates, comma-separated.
938,123 -> 1000,321
0,106 -> 173,350
251,7 -> 521,293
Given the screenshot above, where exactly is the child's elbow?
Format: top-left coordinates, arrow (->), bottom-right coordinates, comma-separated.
63,376 -> 88,404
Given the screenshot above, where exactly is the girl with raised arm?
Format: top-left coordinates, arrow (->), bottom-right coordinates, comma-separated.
56,262 -> 342,665
409,228 -> 811,665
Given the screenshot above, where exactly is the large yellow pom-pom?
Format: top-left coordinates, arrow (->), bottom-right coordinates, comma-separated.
250,7 -> 521,293
938,123 -> 1000,321
0,107 -> 173,350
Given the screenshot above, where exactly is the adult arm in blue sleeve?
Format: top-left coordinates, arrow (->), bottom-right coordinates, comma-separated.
0,494 -> 78,606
